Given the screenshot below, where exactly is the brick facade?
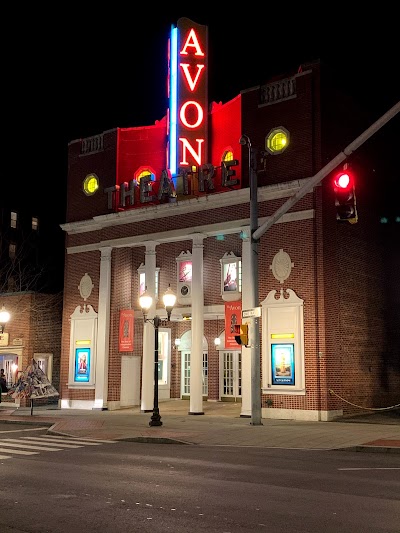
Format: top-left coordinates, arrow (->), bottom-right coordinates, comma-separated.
60,61 -> 399,419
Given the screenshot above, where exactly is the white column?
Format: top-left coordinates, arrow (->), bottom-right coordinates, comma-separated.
141,241 -> 157,412
189,233 -> 205,414
240,228 -> 252,417
94,246 -> 112,410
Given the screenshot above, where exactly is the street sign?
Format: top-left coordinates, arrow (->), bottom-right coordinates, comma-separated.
242,307 -> 261,318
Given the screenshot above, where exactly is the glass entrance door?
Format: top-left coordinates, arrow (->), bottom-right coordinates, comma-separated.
220,350 -> 242,400
181,351 -> 208,397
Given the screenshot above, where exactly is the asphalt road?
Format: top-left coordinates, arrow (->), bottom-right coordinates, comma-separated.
0,435 -> 399,532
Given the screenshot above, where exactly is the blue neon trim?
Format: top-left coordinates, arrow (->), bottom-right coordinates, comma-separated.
169,26 -> 178,178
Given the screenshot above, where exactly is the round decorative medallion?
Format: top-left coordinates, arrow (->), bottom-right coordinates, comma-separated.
79,273 -> 94,301
180,285 -> 189,296
270,249 -> 294,284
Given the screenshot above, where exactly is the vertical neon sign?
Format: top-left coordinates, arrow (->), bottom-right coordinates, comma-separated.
168,26 -> 178,177
168,18 -> 208,182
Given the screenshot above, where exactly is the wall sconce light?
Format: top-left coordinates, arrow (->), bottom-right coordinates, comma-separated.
174,338 -> 181,347
0,305 -> 11,334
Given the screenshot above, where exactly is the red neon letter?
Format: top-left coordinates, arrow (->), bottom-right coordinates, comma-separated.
180,101 -> 204,129
180,29 -> 205,56
179,138 -> 204,166
180,63 -> 205,91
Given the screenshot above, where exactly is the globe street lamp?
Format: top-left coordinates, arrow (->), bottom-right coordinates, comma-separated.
0,305 -> 11,334
139,285 -> 176,427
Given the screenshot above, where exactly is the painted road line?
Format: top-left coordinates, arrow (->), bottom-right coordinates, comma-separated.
339,467 -> 400,471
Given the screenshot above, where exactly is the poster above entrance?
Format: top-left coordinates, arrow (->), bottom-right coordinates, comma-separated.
224,302 -> 242,349
119,310 -> 134,352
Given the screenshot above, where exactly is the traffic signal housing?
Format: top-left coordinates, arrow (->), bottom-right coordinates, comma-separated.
333,170 -> 358,224
234,323 -> 249,347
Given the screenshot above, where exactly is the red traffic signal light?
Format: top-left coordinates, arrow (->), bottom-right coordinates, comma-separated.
333,170 -> 358,224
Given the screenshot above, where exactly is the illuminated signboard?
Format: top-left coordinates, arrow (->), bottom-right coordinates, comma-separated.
104,18 -> 240,211
168,18 -> 208,182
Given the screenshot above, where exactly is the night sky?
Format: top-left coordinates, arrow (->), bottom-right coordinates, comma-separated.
4,8 -> 398,221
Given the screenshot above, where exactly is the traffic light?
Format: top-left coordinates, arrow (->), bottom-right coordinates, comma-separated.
333,169 -> 358,224
234,324 -> 249,346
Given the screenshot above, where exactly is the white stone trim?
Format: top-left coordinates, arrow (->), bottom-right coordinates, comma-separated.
66,209 -> 314,255
262,407 -> 343,422
61,178 -> 316,235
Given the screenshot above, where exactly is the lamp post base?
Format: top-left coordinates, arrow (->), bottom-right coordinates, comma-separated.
149,409 -> 162,427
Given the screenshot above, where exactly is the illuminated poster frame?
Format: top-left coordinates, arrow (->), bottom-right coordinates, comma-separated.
74,348 -> 91,383
271,344 -> 295,386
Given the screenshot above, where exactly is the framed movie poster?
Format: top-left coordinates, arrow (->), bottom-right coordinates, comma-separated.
74,348 -> 91,383
179,260 -> 192,282
271,344 -> 295,385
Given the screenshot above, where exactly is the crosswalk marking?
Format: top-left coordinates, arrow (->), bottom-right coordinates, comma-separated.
23,436 -> 101,446
0,440 -> 63,451
0,434 -> 118,461
18,437 -> 84,448
0,427 -> 51,435
0,447 -> 39,455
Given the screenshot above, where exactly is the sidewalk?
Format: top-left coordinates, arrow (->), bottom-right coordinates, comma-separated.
0,399 -> 399,453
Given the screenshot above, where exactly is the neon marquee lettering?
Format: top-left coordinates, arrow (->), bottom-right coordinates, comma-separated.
180,63 -> 205,91
179,101 -> 204,128
179,29 -> 205,56
176,23 -> 207,169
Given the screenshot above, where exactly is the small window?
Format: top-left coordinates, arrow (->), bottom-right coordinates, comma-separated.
7,276 -> 15,291
137,170 -> 151,180
32,217 -> 38,231
137,264 -> 160,300
83,173 -> 99,196
9,243 -> 16,259
10,211 -> 17,229
265,127 -> 290,155
222,150 -> 234,162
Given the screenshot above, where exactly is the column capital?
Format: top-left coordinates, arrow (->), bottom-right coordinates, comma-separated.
100,246 -> 112,260
143,241 -> 159,254
191,233 -> 206,247
240,226 -> 251,242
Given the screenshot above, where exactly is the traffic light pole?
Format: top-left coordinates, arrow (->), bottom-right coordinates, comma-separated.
250,142 -> 262,426
253,101 -> 399,239
240,134 -> 262,426
239,100 -> 399,427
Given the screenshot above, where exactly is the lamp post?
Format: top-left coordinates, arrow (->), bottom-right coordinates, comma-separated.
0,305 -> 11,334
239,135 -> 262,426
0,305 -> 11,404
139,285 -> 176,427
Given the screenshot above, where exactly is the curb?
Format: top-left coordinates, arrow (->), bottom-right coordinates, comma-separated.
340,445 -> 400,454
119,436 -> 194,445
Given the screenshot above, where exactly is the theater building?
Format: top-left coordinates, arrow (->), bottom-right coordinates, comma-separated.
59,18 -> 398,420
